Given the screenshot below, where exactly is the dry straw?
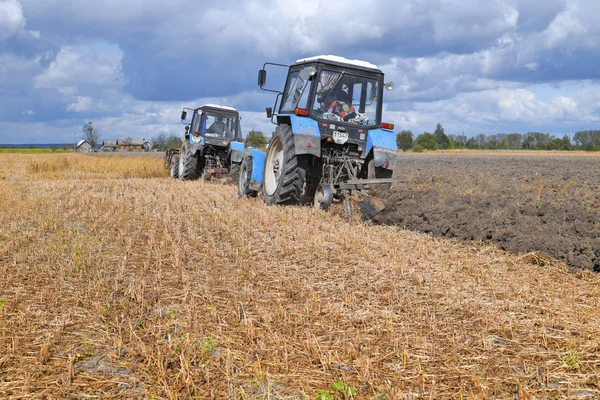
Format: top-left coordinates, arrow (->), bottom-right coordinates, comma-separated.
0,153 -> 599,399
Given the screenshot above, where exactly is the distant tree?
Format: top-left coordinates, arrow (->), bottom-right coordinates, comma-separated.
151,133 -> 181,151
165,134 -> 181,150
487,135 -> 499,149
465,137 -> 477,149
50,144 -> 58,152
152,132 -> 167,150
573,130 -> 600,151
474,134 -> 487,149
396,130 -> 413,151
505,133 -> 523,149
82,121 -> 101,148
245,129 -> 267,149
434,123 -> 450,149
448,134 -> 467,149
546,135 -> 572,151
560,134 -> 572,150
415,132 -> 438,150
522,132 -> 553,150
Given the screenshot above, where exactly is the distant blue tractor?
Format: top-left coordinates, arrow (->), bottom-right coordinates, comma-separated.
171,104 -> 245,181
238,55 -> 400,217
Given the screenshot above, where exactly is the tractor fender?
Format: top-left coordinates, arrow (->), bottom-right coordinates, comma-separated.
366,128 -> 398,170
287,114 -> 321,157
293,134 -> 321,157
187,142 -> 204,157
230,141 -> 245,163
246,148 -> 265,186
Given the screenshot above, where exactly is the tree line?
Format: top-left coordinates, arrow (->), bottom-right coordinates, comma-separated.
397,124 -> 600,152
84,119 -> 599,153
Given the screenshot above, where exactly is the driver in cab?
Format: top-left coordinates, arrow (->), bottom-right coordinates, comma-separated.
319,86 -> 357,122
206,116 -> 229,137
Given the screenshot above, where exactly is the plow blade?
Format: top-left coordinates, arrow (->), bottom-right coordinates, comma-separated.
357,198 -> 386,220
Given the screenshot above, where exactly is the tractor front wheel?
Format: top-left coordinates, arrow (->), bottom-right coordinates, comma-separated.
262,124 -> 305,205
170,155 -> 180,179
238,155 -> 257,198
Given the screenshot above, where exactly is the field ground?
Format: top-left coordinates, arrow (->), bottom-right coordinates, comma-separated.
1,152 -> 599,399
379,151 -> 600,271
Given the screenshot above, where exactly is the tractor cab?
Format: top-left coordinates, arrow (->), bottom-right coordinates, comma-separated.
259,56 -> 395,152
181,104 -> 242,148
282,57 -> 385,128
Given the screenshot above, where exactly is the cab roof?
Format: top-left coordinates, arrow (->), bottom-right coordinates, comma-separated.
199,104 -> 239,113
294,55 -> 382,73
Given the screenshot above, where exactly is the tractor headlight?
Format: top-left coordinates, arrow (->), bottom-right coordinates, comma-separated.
191,135 -> 201,144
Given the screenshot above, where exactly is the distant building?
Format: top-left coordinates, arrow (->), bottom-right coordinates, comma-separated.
117,138 -> 151,152
76,139 -> 92,152
100,138 -> 151,152
100,140 -> 118,152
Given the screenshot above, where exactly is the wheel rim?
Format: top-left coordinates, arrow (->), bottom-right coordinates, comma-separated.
238,162 -> 247,195
314,191 -> 324,210
314,184 -> 333,211
264,137 -> 283,196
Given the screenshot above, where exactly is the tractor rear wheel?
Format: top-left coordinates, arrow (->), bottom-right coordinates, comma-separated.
170,155 -> 180,179
179,143 -> 200,180
238,155 -> 257,198
262,124 -> 305,205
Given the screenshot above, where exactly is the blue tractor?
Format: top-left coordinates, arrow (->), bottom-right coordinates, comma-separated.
238,55 -> 400,217
175,104 -> 245,181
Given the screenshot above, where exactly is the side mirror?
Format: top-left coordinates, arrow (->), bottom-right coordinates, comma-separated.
258,69 -> 267,87
180,110 -> 187,120
266,107 -> 273,119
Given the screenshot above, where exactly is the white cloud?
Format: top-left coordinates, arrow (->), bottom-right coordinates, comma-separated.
2,0 -> 600,142
432,0 -> 519,45
33,46 -> 122,91
66,96 -> 93,112
0,0 -> 26,40
543,0 -> 590,49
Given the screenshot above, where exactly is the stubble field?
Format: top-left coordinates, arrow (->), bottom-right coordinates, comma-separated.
1,152 -> 599,399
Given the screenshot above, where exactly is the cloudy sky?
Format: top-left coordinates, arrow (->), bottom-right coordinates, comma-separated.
1,0 -> 599,144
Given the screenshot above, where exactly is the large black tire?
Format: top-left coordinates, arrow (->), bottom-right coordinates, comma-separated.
229,161 -> 241,182
170,155 -> 180,179
178,143 -> 200,180
262,125 -> 306,205
238,155 -> 258,198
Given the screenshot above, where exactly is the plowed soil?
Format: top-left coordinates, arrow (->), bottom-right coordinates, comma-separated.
377,151 -> 600,271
